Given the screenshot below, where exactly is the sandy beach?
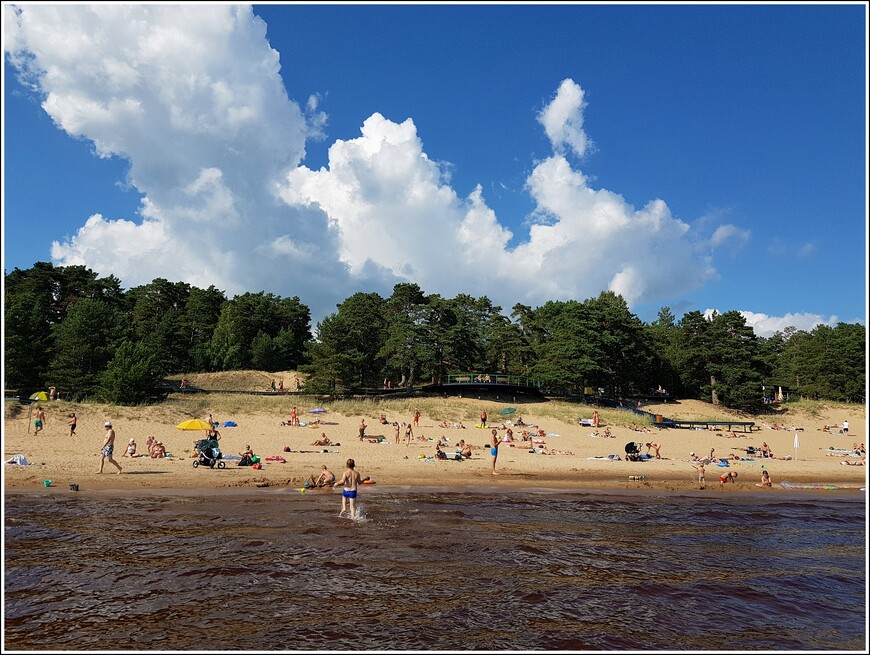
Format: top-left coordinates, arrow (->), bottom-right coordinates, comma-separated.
4,379 -> 866,495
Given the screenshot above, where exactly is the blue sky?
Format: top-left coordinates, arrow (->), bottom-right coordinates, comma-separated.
3,2 -> 867,337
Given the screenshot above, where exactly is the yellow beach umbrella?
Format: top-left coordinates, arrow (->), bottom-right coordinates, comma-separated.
29,391 -> 49,401
175,419 -> 213,431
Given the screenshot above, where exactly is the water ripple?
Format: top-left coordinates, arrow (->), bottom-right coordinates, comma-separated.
3,490 -> 865,650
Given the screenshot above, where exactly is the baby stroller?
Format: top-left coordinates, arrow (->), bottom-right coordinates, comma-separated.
193,438 -> 226,469
624,441 -> 643,462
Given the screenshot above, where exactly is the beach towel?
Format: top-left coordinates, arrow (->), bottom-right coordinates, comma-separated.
265,456 -> 286,463
5,454 -> 30,466
223,421 -> 237,427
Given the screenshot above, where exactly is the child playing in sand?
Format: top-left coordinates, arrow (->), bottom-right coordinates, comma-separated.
308,465 -> 336,488
334,459 -> 363,518
756,470 -> 772,487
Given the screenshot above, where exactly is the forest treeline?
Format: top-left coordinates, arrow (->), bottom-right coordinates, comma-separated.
4,262 -> 866,410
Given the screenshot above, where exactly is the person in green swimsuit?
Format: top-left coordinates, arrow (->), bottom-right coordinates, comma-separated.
33,406 -> 46,435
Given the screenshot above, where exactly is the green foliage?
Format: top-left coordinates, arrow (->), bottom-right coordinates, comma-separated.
4,263 -> 864,409
770,322 -> 866,402
250,331 -> 280,371
378,283 -> 435,387
674,310 -> 768,411
46,298 -> 127,401
526,300 -> 591,390
209,292 -> 311,370
179,285 -> 226,371
99,340 -> 167,404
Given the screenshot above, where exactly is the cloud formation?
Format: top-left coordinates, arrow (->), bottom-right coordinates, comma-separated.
5,3 -> 775,328
736,310 -> 840,338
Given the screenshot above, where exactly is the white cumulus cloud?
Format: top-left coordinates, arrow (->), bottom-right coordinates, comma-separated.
8,4 -> 743,323
537,78 -> 591,158
737,310 -> 840,338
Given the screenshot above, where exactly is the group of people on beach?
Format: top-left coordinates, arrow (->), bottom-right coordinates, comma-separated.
41,400 -> 860,521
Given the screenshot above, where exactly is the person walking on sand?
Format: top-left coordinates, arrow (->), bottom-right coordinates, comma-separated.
358,418 -> 367,441
480,409 -> 488,428
404,422 -> 414,446
413,409 -> 420,427
68,412 -> 77,437
393,422 -> 401,445
334,459 -> 363,518
33,405 -> 46,435
98,422 -> 122,474
490,428 -> 501,475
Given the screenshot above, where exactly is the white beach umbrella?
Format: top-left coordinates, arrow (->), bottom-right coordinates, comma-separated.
793,432 -> 800,460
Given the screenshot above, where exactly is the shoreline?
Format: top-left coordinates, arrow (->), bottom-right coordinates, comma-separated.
5,473 -> 865,497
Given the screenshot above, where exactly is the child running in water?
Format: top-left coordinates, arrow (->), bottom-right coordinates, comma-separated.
334,459 -> 363,518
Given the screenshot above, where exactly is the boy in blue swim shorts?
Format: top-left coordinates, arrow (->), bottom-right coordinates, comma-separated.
334,458 -> 363,518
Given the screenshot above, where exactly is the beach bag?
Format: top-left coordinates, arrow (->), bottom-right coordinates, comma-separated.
252,463 -> 262,470
238,455 -> 253,467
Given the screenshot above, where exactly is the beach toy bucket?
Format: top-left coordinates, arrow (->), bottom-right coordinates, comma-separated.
69,484 -> 79,491
43,480 -> 52,487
